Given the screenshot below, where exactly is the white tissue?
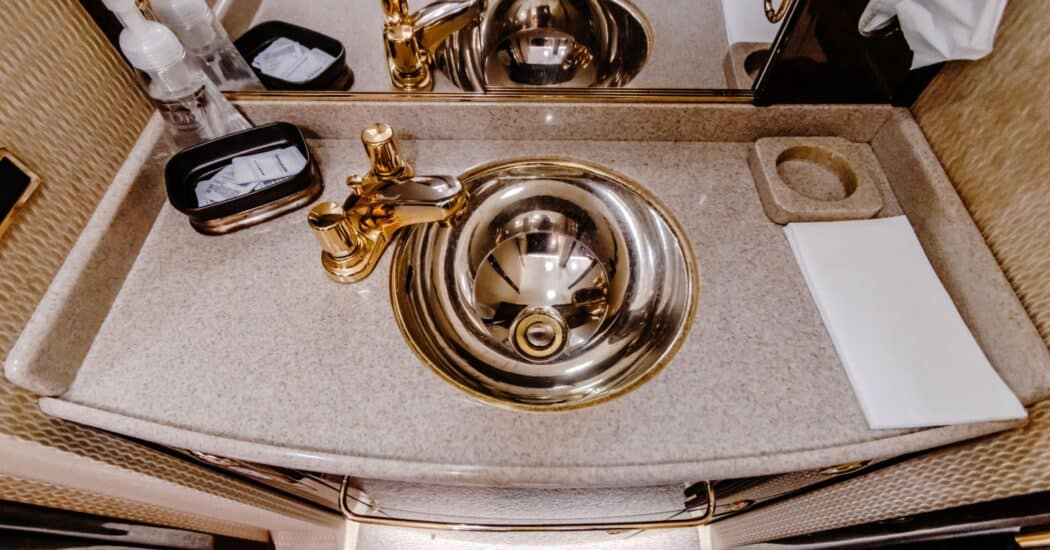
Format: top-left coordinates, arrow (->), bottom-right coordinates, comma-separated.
194,147 -> 308,207
860,0 -> 1007,69
252,38 -> 336,83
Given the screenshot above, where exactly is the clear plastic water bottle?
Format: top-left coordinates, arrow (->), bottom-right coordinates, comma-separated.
102,0 -> 251,148
151,0 -> 265,91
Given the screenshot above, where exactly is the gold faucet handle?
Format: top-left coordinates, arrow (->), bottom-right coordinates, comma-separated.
308,202 -> 357,259
361,123 -> 411,178
308,202 -> 369,283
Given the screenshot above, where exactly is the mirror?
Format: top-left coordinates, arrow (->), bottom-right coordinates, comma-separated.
216,0 -> 789,96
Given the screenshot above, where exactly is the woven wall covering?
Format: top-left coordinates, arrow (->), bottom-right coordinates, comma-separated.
0,1 -> 333,533
0,379 -> 334,525
713,401 -> 1050,547
0,0 -> 151,356
913,0 -> 1050,347
0,474 -> 268,541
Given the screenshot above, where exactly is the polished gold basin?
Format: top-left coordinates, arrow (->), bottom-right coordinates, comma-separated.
435,0 -> 652,90
308,126 -> 697,411
391,158 -> 697,411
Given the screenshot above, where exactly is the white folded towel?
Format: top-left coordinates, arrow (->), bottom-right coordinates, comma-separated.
785,216 -> 1025,429
860,0 -> 1007,69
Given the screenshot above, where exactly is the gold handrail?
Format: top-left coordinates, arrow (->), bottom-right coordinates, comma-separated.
764,0 -> 795,23
1017,529 -> 1050,549
339,477 -> 717,532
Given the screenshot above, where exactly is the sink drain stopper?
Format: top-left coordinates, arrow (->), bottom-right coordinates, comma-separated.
511,308 -> 568,360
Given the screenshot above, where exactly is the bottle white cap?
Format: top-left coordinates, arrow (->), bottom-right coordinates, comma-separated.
151,0 -> 216,51
151,0 -> 211,29
102,0 -> 186,72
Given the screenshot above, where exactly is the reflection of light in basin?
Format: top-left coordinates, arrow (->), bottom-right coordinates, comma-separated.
391,158 -> 698,411
474,231 -> 610,358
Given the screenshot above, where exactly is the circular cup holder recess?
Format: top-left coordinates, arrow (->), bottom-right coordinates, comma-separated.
775,146 -> 859,202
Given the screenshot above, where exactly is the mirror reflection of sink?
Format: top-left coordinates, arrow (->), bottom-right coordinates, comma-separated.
436,0 -> 653,90
391,158 -> 697,411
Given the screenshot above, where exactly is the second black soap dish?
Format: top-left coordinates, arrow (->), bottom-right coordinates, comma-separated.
165,122 -> 322,235
235,21 -> 354,91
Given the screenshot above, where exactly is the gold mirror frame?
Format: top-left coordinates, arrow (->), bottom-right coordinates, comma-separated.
226,88 -> 755,104
0,149 -> 42,240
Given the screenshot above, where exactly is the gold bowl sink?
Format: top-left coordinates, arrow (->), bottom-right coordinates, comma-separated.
391,158 -> 698,411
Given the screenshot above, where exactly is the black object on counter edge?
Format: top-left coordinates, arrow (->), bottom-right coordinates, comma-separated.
234,20 -> 354,91
754,0 -> 940,106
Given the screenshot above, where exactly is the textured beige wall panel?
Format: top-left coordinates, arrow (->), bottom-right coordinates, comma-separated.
913,0 -> 1050,346
0,0 -> 152,356
0,0 -> 334,532
713,401 -> 1050,547
0,474 -> 269,541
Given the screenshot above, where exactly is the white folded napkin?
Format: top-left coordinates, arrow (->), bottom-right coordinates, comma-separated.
785,216 -> 1025,429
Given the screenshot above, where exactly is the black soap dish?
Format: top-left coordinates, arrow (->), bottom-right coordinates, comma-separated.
235,21 -> 354,91
165,122 -> 322,235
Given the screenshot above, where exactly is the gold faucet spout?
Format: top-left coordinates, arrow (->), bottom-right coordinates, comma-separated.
414,0 -> 487,52
308,124 -> 466,283
347,175 -> 465,235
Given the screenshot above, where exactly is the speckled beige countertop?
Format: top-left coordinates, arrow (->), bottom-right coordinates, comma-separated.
220,0 -> 732,91
11,103 -> 1050,487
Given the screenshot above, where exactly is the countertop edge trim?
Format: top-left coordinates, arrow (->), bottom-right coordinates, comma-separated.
40,397 -> 1024,487
4,114 -> 167,396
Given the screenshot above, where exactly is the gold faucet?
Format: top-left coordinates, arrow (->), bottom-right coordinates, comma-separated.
382,0 -> 487,90
308,123 -> 466,283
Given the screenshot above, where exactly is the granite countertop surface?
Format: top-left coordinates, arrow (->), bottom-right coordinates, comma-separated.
38,130 -> 1039,486
235,0 -> 732,91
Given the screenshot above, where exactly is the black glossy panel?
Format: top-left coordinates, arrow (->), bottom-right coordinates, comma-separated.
756,0 -> 940,105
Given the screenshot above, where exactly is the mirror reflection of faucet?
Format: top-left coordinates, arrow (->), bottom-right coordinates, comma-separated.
381,0 -> 490,90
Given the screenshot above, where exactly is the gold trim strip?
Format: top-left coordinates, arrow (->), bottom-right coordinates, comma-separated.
0,149 -> 42,240
818,460 -> 871,476
1017,530 -> 1050,549
227,89 -> 755,104
339,477 -> 716,532
190,177 -> 323,235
